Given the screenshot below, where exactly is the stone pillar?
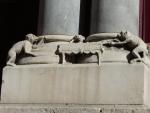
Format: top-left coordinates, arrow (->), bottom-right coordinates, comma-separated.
90,0 -> 140,36
38,0 -> 80,35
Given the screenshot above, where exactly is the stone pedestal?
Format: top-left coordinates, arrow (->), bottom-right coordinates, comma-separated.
90,0 -> 139,36
38,0 -> 80,35
1,63 -> 150,107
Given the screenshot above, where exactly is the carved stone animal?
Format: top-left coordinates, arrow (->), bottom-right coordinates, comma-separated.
7,34 -> 37,66
104,31 -> 149,63
70,35 -> 85,43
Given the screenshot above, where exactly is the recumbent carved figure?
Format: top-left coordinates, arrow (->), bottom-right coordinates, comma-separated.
6,34 -> 38,66
6,34 -> 86,66
104,31 -> 148,63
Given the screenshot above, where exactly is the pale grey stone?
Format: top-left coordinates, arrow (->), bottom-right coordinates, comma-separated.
38,0 -> 80,35
1,63 -> 150,106
147,43 -> 150,57
36,34 -> 75,42
90,0 -> 139,36
8,32 -> 148,66
0,104 -> 149,113
86,33 -> 119,42
58,41 -> 103,65
83,31 -> 149,65
6,34 -> 38,67
7,34 -> 76,65
103,31 -> 149,64
78,48 -> 130,63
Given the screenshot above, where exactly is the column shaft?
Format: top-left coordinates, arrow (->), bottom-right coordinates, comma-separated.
90,0 -> 140,35
38,0 -> 80,35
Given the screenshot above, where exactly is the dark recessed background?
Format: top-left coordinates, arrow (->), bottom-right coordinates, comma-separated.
0,0 -> 39,92
141,0 -> 150,43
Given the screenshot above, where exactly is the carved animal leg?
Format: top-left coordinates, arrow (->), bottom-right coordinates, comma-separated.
132,48 -> 142,61
62,53 -> 66,64
7,51 -> 16,66
97,52 -> 101,66
142,49 -> 148,58
130,58 -> 141,64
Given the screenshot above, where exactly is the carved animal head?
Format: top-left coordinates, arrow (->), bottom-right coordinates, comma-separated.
119,31 -> 131,41
72,35 -> 85,43
25,34 -> 38,43
124,31 -> 132,36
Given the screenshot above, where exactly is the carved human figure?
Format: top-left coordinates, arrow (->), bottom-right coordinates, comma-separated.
104,31 -> 148,63
7,34 -> 37,66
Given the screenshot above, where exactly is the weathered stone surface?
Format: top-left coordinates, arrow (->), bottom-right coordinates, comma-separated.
1,63 -> 150,106
17,42 -> 68,65
77,48 -> 129,63
58,42 -> 103,65
83,31 -> 149,65
90,0 -> 139,36
86,33 -> 118,42
147,43 -> 150,58
0,104 -> 149,113
38,0 -> 80,35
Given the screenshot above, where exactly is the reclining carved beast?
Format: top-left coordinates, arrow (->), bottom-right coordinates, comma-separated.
104,31 -> 149,64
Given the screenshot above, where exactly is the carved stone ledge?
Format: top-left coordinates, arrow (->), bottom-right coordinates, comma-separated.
0,104 -> 149,113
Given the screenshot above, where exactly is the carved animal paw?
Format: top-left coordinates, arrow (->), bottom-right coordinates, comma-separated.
7,63 -> 16,67
130,58 -> 142,64
136,58 -> 142,62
